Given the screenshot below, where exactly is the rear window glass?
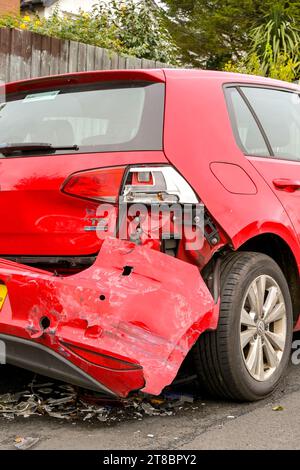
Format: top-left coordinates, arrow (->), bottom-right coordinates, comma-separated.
0,81 -> 165,155
225,87 -> 270,157
241,87 -> 300,161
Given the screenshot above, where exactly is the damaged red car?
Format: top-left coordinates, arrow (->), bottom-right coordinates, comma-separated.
0,68 -> 299,401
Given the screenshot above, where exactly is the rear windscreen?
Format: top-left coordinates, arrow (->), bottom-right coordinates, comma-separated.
0,81 -> 165,155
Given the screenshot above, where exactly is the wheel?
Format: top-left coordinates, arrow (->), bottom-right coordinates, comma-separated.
193,252 -> 293,401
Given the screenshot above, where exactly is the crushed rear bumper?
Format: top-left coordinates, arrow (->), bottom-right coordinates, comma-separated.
0,238 -> 218,397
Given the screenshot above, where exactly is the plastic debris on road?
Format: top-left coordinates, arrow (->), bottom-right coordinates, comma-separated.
14,436 -> 40,450
0,373 -> 200,424
272,405 -> 284,411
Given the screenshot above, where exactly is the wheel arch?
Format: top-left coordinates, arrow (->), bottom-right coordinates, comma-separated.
236,233 -> 300,325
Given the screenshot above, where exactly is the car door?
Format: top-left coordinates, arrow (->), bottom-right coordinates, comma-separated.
225,84 -> 300,244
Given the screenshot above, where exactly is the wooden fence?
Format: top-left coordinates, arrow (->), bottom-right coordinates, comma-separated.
0,27 -> 169,83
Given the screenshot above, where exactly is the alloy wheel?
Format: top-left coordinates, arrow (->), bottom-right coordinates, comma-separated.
240,275 -> 287,382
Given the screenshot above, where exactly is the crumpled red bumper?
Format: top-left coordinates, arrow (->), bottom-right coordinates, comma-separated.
0,238 -> 218,397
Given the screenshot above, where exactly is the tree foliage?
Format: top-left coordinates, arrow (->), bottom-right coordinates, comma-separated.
225,47 -> 300,82
160,0 -> 300,69
224,2 -> 300,82
0,0 -> 179,64
250,3 -> 300,73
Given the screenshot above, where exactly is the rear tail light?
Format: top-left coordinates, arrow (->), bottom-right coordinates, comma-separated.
61,165 -> 202,249
62,165 -> 198,205
60,165 -> 221,257
121,166 -> 199,204
61,166 -> 126,203
119,166 -> 202,248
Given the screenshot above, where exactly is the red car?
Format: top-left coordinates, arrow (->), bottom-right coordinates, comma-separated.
0,68 -> 299,401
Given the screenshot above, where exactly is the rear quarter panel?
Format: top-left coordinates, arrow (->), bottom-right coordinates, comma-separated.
163,70 -> 300,268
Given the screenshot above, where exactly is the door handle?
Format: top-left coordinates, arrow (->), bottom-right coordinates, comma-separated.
273,178 -> 300,192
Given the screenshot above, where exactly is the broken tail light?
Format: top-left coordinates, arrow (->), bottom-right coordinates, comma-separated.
119,166 -> 202,249
61,165 -> 199,205
61,165 -> 202,250
121,166 -> 199,204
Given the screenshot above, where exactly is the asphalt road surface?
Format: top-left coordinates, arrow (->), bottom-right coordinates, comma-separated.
1,356 -> 300,450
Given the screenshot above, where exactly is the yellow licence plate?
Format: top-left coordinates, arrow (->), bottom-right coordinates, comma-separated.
0,285 -> 7,310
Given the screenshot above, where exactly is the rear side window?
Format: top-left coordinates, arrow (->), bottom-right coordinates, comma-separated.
225,87 -> 270,157
241,87 -> 300,161
0,81 -> 165,155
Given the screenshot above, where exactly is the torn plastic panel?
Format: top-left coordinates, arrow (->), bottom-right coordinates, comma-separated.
0,238 -> 218,397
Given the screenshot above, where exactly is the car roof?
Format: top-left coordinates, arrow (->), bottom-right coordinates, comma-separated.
163,68 -> 300,91
2,68 -> 300,94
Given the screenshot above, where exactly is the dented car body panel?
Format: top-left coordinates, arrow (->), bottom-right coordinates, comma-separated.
0,238 -> 217,396
163,69 -> 300,268
1,69 -> 300,395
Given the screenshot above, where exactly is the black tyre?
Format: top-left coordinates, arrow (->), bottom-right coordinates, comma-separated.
193,252 -> 293,401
